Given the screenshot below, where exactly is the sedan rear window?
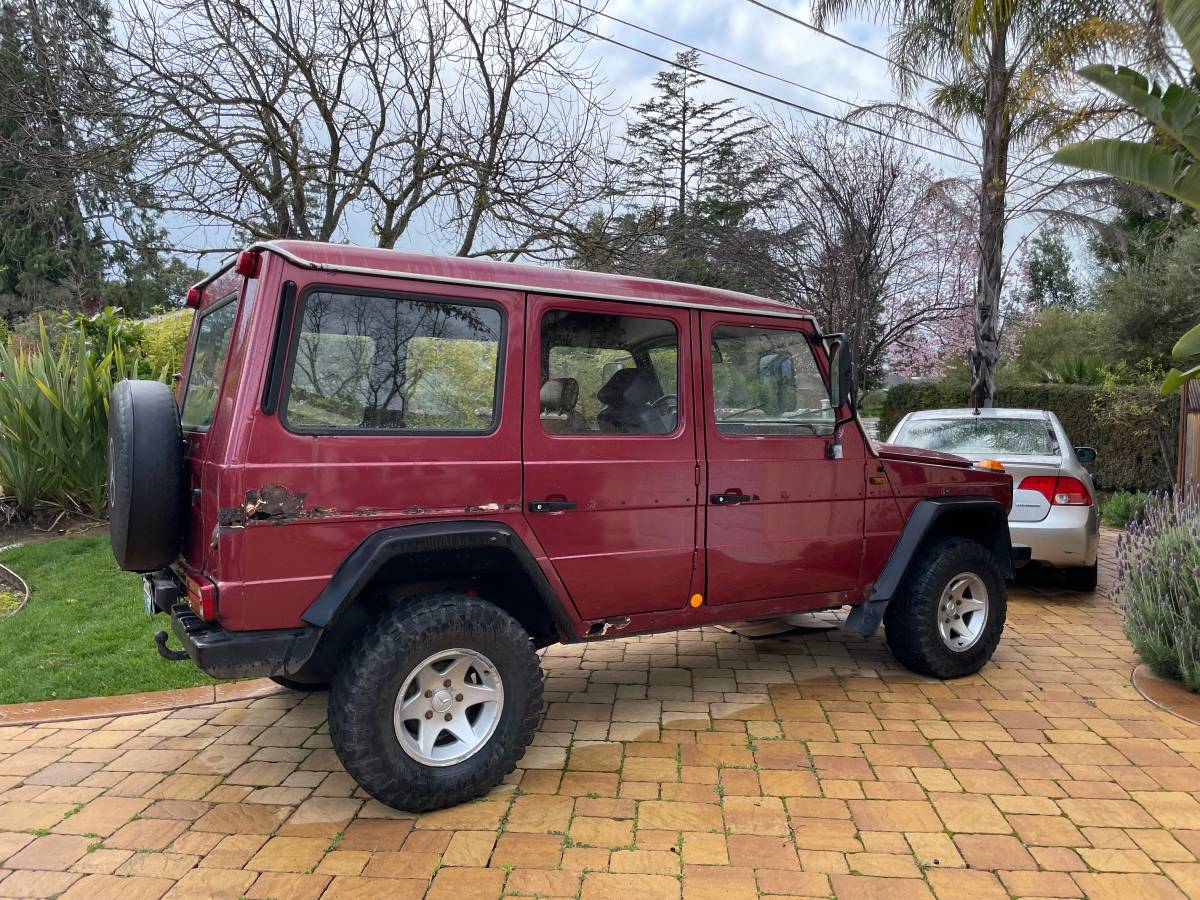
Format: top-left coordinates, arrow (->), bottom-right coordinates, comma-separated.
895,418 -> 1059,456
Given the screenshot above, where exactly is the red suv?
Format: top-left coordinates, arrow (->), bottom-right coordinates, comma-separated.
107,241 -> 1022,812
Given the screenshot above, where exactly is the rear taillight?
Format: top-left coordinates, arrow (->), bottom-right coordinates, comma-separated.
1019,475 -> 1092,506
185,574 -> 218,621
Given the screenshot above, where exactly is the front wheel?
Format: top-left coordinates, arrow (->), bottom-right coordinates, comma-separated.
884,537 -> 1006,679
328,593 -> 543,812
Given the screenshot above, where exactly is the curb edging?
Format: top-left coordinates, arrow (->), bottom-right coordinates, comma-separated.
0,678 -> 287,726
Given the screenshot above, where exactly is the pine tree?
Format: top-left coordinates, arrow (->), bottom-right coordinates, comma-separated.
600,51 -> 770,288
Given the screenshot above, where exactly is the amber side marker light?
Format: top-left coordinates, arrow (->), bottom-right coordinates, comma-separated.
689,594 -> 704,608
976,459 -> 1006,473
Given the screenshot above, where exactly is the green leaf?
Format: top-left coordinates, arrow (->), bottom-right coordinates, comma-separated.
1075,64 -> 1200,159
1173,321 -> 1200,359
1166,0 -> 1200,76
1163,363 -> 1200,395
1053,139 -> 1200,210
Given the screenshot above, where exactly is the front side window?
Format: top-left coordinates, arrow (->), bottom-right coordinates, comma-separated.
711,325 -> 834,436
284,290 -> 502,433
180,295 -> 237,431
540,310 -> 679,435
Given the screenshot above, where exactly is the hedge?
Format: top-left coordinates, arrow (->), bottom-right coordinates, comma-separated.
878,381 -> 1177,493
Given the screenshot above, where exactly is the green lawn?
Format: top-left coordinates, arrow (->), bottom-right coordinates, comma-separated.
0,536 -> 216,704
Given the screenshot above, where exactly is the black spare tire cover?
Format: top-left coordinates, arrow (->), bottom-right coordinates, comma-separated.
108,379 -> 185,572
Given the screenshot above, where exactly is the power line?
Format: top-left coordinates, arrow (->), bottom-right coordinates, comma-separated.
556,0 -> 969,159
511,0 -> 982,169
738,0 -> 949,90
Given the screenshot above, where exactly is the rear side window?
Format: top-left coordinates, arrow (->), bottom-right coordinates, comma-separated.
180,295 -> 237,431
710,325 -> 834,436
283,290 -> 503,433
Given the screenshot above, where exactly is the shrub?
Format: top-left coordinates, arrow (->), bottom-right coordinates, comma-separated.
0,320 -> 149,517
1101,491 -> 1148,527
141,309 -> 193,380
879,381 -> 1177,492
1118,491 -> 1200,691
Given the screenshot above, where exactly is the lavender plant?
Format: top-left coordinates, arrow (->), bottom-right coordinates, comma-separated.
1116,490 -> 1200,691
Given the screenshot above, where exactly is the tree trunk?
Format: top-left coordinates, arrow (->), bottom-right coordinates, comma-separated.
970,21 -> 1011,409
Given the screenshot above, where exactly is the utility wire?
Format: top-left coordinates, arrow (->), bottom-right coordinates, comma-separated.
556,0 -> 968,158
511,0 -> 981,168
517,0 -> 1070,193
738,0 -> 950,90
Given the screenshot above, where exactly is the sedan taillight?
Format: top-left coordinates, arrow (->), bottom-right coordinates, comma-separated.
1019,475 -> 1092,506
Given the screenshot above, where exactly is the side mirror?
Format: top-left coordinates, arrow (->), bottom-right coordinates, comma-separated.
1074,446 -> 1097,464
829,339 -> 856,412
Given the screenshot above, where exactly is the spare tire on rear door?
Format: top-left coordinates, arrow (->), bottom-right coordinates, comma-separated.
108,379 -> 185,572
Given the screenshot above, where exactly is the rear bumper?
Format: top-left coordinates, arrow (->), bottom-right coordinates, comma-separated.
168,604 -> 321,679
1010,504 -> 1099,568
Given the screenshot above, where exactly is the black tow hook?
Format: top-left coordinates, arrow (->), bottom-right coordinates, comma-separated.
154,631 -> 189,661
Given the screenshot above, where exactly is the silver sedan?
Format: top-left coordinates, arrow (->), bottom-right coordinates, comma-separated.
887,407 -> 1100,591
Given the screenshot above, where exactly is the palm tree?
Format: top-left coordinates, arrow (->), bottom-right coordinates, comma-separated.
812,0 -> 1138,408
1051,0 -> 1200,393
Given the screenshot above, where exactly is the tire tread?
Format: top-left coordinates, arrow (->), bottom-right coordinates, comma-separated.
328,592 -> 542,812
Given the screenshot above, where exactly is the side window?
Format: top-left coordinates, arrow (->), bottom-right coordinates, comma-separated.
540,309 -> 679,435
283,290 -> 503,433
180,294 -> 238,431
711,324 -> 835,436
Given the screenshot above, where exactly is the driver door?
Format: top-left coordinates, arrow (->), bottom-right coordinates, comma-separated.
701,311 -> 866,607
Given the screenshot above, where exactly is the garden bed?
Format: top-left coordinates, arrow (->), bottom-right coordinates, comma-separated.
0,561 -> 28,619
0,535 -> 216,704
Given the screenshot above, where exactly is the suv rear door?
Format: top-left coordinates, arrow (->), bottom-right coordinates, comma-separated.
522,294 -> 700,620
700,311 -> 865,607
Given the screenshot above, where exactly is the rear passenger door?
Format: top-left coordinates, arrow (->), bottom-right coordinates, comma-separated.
700,312 -> 865,607
522,295 -> 700,621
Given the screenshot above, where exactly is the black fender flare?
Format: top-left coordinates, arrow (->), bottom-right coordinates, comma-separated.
846,496 -> 1015,638
300,520 -> 579,641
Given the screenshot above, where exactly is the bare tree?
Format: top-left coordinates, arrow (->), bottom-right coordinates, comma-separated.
109,0 -> 611,258
754,120 -> 976,389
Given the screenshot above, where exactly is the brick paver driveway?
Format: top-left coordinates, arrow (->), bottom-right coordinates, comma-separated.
3,538 -> 1200,899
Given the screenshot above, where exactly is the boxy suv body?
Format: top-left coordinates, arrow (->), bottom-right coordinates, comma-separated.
108,241 -> 1021,811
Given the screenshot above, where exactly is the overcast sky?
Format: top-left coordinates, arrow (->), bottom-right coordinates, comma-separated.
181,0 -> 1002,272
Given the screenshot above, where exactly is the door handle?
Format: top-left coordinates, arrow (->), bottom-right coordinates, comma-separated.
528,499 -> 578,513
710,491 -> 753,505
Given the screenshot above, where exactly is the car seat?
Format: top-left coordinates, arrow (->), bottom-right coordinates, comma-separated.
596,368 -> 671,434
540,377 -> 588,433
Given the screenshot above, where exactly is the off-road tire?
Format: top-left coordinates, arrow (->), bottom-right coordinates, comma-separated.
270,676 -> 329,692
328,593 -> 542,812
1064,562 -> 1098,593
107,379 -> 185,572
884,537 -> 1006,679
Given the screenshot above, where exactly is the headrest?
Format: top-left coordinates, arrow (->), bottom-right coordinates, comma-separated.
597,368 -> 657,407
540,377 -> 580,412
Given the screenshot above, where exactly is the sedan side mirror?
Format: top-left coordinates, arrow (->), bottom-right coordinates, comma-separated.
1074,446 -> 1097,464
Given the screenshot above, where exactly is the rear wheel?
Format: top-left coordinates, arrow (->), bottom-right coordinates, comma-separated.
1064,562 -> 1098,593
328,593 -> 542,812
884,537 -> 1006,679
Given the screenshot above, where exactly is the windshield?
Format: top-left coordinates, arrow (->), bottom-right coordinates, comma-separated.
894,417 -> 1059,457
180,294 -> 238,430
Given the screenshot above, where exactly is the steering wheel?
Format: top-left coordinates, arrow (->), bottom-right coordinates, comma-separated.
650,393 -> 677,415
